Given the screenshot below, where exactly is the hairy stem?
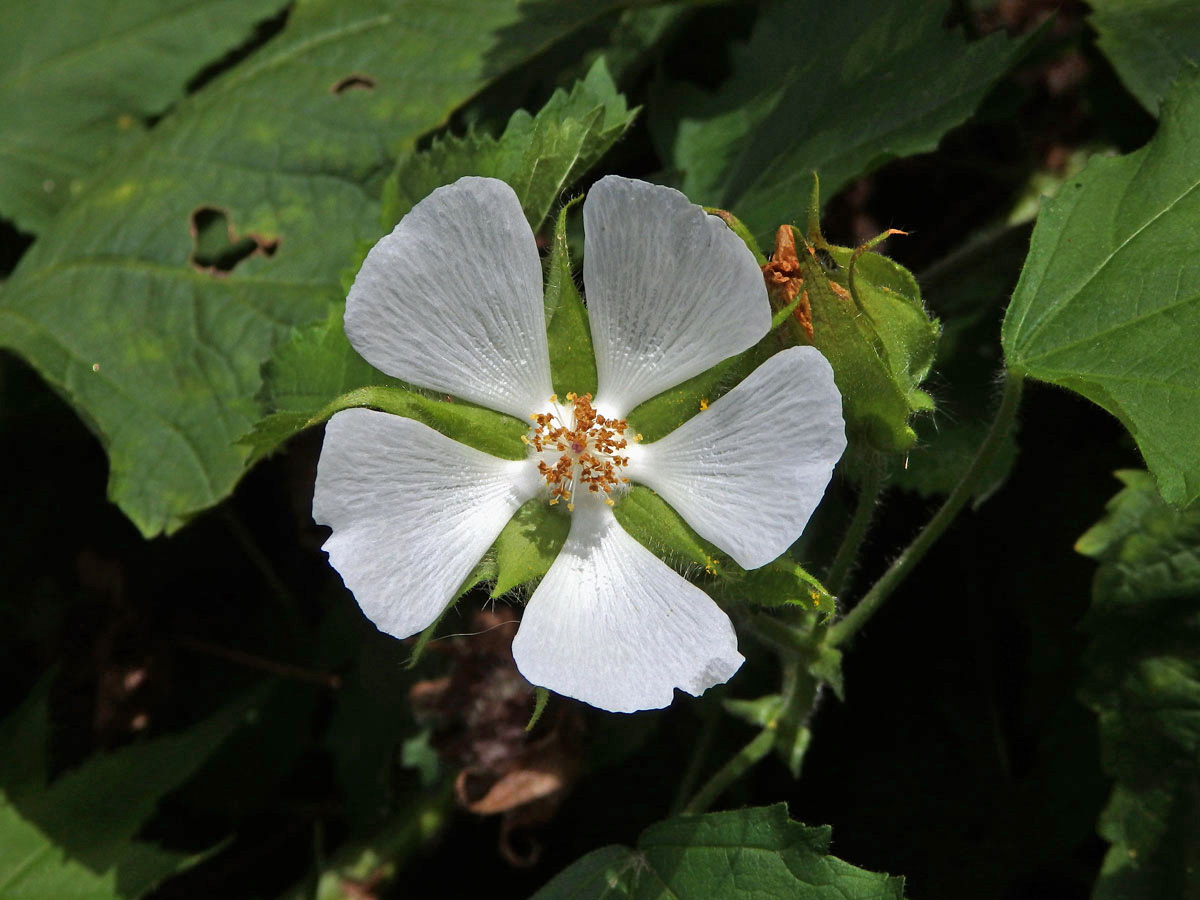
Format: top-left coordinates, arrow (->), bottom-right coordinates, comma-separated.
828,370 -> 1024,648
682,725 -> 777,815
825,461 -> 885,596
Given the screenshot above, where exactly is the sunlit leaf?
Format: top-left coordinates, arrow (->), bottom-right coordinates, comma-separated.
0,0 -> 290,233
0,0 -> 623,537
1002,67 -> 1200,506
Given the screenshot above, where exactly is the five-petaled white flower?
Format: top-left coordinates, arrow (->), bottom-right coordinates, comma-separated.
313,175 -> 846,713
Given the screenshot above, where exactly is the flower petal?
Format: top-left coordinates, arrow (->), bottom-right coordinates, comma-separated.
345,176 -> 553,420
583,175 -> 770,416
627,346 -> 846,570
512,501 -> 743,713
313,408 -> 541,638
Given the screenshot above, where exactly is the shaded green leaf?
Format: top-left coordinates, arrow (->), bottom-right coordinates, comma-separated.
0,0 -> 620,536
0,0 -> 290,233
652,0 -> 1027,242
531,804 -> 906,899
1077,470 -> 1200,900
0,685 -> 258,898
1090,0 -> 1200,114
382,57 -> 636,232
1002,67 -> 1200,506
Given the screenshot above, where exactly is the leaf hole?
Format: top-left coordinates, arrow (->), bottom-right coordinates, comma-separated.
331,73 -> 376,94
188,206 -> 279,275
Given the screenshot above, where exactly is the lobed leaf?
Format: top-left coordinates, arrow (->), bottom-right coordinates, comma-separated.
0,0 -> 622,537
382,57 -> 637,232
0,0 -> 290,233
1002,67 -> 1200,506
531,804 -> 906,899
1090,0 -> 1200,114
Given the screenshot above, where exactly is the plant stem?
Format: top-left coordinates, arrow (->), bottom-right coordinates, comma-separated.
682,726 -> 777,815
825,462 -> 885,595
827,370 -> 1024,648
670,705 -> 721,815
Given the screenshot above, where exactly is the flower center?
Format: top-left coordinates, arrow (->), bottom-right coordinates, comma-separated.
524,392 -> 634,511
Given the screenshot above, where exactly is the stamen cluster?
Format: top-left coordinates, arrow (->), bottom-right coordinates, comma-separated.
525,392 -> 633,509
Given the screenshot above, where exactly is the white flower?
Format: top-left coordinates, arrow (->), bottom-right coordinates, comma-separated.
313,175 -> 846,713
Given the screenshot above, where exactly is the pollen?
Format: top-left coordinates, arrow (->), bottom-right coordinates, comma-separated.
528,392 -> 631,508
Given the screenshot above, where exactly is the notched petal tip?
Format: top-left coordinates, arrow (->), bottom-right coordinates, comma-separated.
511,504 -> 743,713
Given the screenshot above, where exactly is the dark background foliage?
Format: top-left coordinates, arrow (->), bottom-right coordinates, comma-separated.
1,0 -> 1190,898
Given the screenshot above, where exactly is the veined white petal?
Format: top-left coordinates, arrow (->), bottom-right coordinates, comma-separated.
345,177 -> 553,420
628,346 -> 846,570
512,500 -> 743,713
313,409 -> 541,638
583,176 -> 770,416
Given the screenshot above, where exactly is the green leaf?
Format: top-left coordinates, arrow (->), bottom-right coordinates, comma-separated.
0,0 -> 620,537
1090,0 -> 1200,114
652,0 -> 1028,242
1002,67 -> 1200,506
531,804 -> 906,899
382,57 -> 636,232
1076,470 -> 1200,900
0,684 -> 258,898
492,500 -> 570,597
0,0 -> 290,234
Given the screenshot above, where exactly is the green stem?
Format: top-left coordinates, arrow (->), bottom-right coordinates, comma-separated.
670,705 -> 721,815
825,462 -> 885,595
828,370 -> 1024,648
682,726 -> 777,815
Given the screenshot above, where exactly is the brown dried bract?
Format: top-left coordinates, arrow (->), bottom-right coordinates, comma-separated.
762,225 -> 813,340
411,610 -> 584,867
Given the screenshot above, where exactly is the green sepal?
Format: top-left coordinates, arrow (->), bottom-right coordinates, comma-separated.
492,501 -> 570,598
239,307 -> 527,462
703,207 -> 767,265
797,182 -> 940,453
404,555 -> 498,670
526,688 -> 551,733
724,559 -> 836,617
615,486 -> 726,576
382,57 -> 637,232
544,199 -> 598,398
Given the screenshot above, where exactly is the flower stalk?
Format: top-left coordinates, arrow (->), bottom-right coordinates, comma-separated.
828,369 -> 1024,648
